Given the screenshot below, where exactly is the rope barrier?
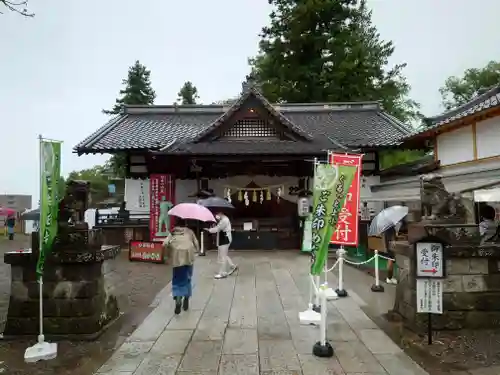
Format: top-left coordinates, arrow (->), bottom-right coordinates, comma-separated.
377,253 -> 396,261
326,258 -> 340,272
344,255 -> 376,266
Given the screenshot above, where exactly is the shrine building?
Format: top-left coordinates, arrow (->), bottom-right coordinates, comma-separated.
74,84 -> 414,250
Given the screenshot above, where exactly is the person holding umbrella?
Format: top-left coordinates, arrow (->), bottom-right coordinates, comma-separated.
369,205 -> 408,285
164,203 -> 215,314
206,211 -> 238,279
197,197 -> 238,280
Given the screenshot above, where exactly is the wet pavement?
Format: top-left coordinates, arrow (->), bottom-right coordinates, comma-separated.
0,235 -> 172,375
1,241 -> 499,375
95,251 -> 429,375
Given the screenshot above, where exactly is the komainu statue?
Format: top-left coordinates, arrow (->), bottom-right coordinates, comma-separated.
420,173 -> 467,221
52,180 -> 102,251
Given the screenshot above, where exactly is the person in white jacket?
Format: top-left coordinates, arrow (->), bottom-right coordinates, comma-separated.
206,212 -> 238,279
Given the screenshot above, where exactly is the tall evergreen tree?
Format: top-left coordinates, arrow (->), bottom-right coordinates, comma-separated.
103,60 -> 156,115
177,81 -> 199,105
103,60 -> 156,177
250,0 -> 420,123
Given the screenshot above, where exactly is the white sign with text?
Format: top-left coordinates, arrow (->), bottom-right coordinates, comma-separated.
415,242 -> 444,278
416,279 -> 443,314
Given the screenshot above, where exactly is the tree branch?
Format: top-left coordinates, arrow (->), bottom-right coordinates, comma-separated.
0,0 -> 34,17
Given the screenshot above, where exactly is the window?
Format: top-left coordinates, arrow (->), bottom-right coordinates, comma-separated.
223,118 -> 278,139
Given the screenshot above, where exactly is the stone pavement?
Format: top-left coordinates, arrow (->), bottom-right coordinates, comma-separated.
96,251 -> 429,375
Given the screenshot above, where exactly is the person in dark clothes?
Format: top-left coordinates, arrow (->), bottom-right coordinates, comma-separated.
384,224 -> 398,284
6,215 -> 16,240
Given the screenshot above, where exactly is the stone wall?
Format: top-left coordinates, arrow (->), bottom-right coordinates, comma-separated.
3,246 -> 121,339
394,242 -> 500,330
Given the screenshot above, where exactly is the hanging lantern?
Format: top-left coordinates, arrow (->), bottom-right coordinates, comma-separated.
260,190 -> 264,204
238,190 -> 243,201
244,191 -> 249,206
252,190 -> 257,202
226,188 -> 232,203
266,189 -> 271,200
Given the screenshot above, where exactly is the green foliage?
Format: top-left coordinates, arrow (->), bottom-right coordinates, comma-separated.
0,0 -> 34,16
103,60 -> 156,115
439,60 -> 500,110
249,0 -> 421,123
103,60 -> 156,177
177,81 -> 200,105
379,149 -> 428,170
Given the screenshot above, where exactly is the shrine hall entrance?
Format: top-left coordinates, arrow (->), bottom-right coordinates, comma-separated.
218,181 -> 300,250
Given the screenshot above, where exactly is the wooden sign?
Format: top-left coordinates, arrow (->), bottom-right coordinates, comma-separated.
129,240 -> 165,264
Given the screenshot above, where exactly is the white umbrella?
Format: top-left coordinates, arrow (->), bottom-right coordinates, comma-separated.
369,205 -> 409,236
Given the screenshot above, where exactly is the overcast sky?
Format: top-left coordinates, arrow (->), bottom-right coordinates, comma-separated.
1,0 -> 499,205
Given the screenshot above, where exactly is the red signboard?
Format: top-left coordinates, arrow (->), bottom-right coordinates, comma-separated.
329,152 -> 363,246
149,174 -> 176,242
129,240 -> 164,263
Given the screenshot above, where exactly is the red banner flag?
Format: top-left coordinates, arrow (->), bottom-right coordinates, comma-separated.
329,152 -> 363,246
149,174 -> 175,241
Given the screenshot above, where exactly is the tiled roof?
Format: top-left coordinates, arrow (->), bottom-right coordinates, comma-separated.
74,90 -> 414,155
427,84 -> 500,127
402,84 -> 500,141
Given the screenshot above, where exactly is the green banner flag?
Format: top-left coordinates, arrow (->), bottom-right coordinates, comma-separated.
310,163 -> 356,276
37,140 -> 62,279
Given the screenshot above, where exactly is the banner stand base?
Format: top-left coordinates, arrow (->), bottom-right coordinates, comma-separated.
371,284 -> 385,292
299,308 -> 321,325
335,289 -> 348,298
24,341 -> 57,363
312,341 -> 334,358
324,287 -> 338,300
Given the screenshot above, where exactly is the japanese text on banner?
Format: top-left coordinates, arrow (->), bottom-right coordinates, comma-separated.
329,153 -> 362,246
310,164 -> 356,275
37,140 -> 62,279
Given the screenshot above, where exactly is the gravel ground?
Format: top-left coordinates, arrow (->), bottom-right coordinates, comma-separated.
0,235 -> 172,375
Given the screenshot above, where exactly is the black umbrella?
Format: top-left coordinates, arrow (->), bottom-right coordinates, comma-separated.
197,196 -> 235,210
21,208 -> 40,221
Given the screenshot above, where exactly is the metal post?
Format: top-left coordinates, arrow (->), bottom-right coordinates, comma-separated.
199,230 -> 205,256
428,313 -> 433,345
371,250 -> 384,292
37,134 -> 45,344
313,275 -> 321,312
320,286 -> 327,346
312,284 -> 334,357
335,246 -> 348,297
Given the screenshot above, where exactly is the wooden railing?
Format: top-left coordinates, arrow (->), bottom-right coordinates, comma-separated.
94,210 -> 149,227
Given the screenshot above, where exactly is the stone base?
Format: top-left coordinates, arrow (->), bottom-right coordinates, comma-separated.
371,284 -> 385,292
393,238 -> 500,331
3,246 -> 121,339
335,289 -> 348,297
312,341 -> 334,357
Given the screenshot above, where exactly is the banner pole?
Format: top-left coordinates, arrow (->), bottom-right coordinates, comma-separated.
24,135 -> 58,363
37,134 -> 45,344
323,150 -> 338,301
298,157 -> 321,325
312,157 -> 321,312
